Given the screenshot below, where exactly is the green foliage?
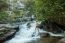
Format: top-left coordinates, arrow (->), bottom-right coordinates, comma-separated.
0,11 -> 8,21
0,0 -> 8,23
0,0 -> 8,11
0,0 -> 65,23
9,10 -> 24,21
31,0 -> 65,21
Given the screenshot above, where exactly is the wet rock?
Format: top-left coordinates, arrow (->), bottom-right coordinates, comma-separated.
0,24 -> 19,31
40,31 -> 64,38
37,21 -> 64,34
48,32 -> 64,38
0,24 -> 19,43
35,37 -> 60,43
57,38 -> 65,43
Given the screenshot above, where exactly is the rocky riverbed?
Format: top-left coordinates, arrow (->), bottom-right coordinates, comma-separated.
35,21 -> 65,43
0,21 -> 65,43
0,24 -> 19,43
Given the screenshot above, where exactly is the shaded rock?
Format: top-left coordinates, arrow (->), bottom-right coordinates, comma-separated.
37,20 -> 64,34
0,25 -> 19,43
57,38 -> 65,43
0,24 -> 19,31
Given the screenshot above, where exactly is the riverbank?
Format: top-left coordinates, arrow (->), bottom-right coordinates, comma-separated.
0,24 -> 19,43
0,20 -> 65,43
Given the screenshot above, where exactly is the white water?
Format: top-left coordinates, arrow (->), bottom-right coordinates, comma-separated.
4,0 -> 64,43
4,21 -> 41,43
4,21 -> 64,43
5,0 -> 42,43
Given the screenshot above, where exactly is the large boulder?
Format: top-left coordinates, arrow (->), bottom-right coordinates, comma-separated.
0,24 -> 19,43
37,20 -> 64,34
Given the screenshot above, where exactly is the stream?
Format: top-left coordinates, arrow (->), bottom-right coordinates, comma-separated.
4,0 -> 64,43
4,0 -> 42,43
4,21 -> 42,43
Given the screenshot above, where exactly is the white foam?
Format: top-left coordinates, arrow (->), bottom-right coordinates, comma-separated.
5,21 -> 40,43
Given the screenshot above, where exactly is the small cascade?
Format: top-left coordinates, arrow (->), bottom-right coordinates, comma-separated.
4,0 -> 64,43
4,0 -> 41,43
4,20 -> 41,43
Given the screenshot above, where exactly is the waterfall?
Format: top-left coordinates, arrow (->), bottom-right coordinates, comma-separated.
4,0 -> 41,43
4,0 -> 64,43
4,21 -> 40,43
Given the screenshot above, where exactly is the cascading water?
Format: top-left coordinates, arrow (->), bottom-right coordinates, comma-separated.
4,0 -> 41,43
4,0 -> 64,43
4,21 -> 41,43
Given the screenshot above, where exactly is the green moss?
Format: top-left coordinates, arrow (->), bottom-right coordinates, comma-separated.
0,11 -> 8,21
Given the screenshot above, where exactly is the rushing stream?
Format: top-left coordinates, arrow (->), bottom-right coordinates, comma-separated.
4,0 -> 41,43
4,0 -> 64,43
4,21 -> 41,43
